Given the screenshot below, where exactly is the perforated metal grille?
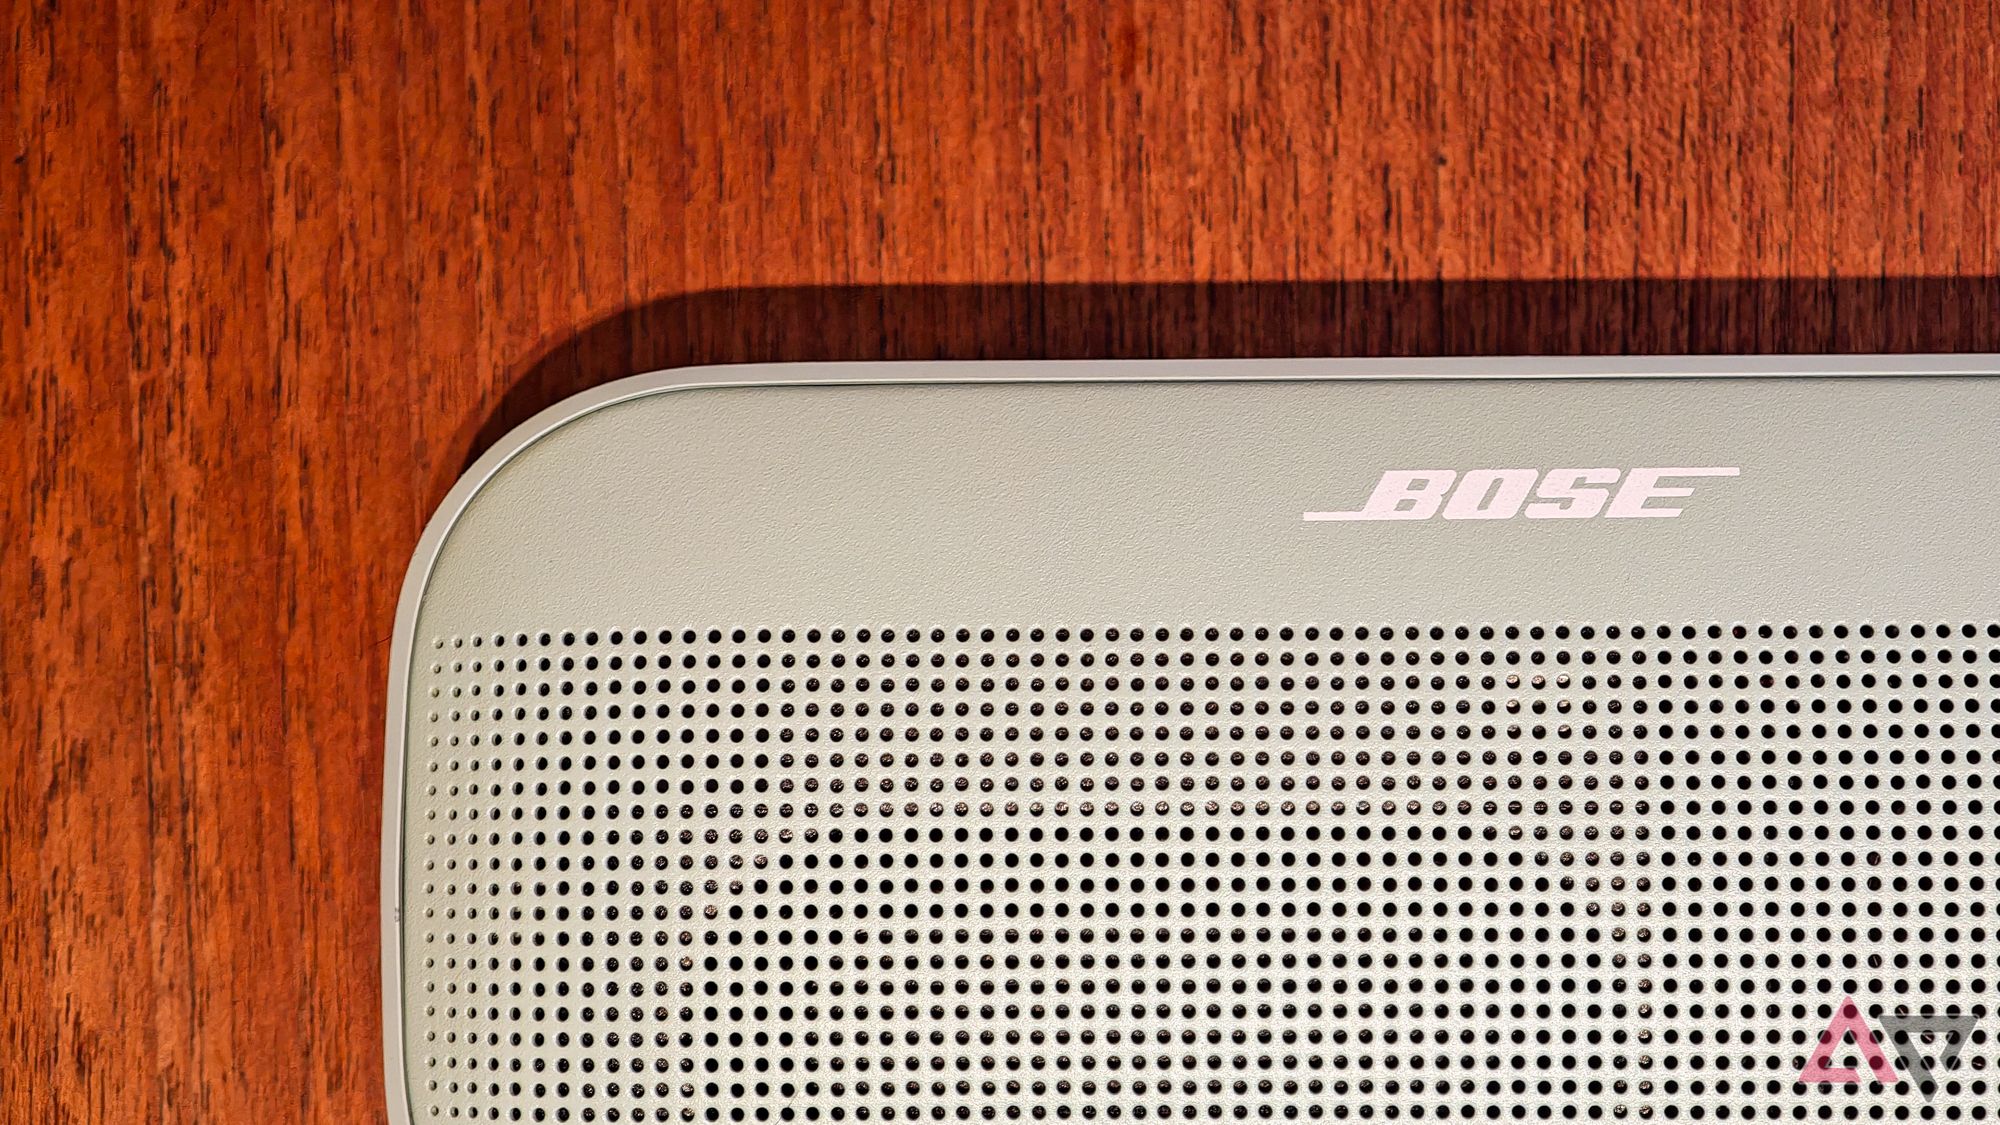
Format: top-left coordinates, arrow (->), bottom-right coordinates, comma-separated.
401,624 -> 2000,1124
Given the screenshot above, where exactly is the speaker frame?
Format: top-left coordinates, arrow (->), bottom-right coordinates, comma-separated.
381,353 -> 2000,1124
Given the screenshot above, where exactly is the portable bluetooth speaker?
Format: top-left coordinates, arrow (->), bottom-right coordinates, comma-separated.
385,356 -> 2000,1123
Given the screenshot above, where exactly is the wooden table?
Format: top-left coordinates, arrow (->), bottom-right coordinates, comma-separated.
5,1 -> 1995,1120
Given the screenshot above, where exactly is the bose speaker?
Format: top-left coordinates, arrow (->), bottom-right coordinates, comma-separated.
385,356 -> 2000,1125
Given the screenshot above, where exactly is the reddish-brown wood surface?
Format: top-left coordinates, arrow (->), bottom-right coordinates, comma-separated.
4,1 -> 1998,1120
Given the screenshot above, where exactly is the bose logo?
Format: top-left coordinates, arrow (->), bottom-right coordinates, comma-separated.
1304,467 -> 1740,522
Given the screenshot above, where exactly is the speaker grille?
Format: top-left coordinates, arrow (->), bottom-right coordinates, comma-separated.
402,623 -> 2000,1123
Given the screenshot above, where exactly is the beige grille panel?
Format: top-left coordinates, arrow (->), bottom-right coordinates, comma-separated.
400,623 -> 2000,1124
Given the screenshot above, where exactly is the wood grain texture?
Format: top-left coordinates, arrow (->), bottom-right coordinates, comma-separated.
4,1 -> 1998,1120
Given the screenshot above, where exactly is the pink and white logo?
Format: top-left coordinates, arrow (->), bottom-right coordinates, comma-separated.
1797,997 -> 1983,1101
1799,998 -> 1900,1086
1302,467 -> 1739,522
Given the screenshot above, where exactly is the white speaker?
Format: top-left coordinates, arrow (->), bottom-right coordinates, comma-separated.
385,356 -> 2000,1124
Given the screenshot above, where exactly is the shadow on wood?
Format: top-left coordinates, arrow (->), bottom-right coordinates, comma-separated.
458,277 -> 2000,490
